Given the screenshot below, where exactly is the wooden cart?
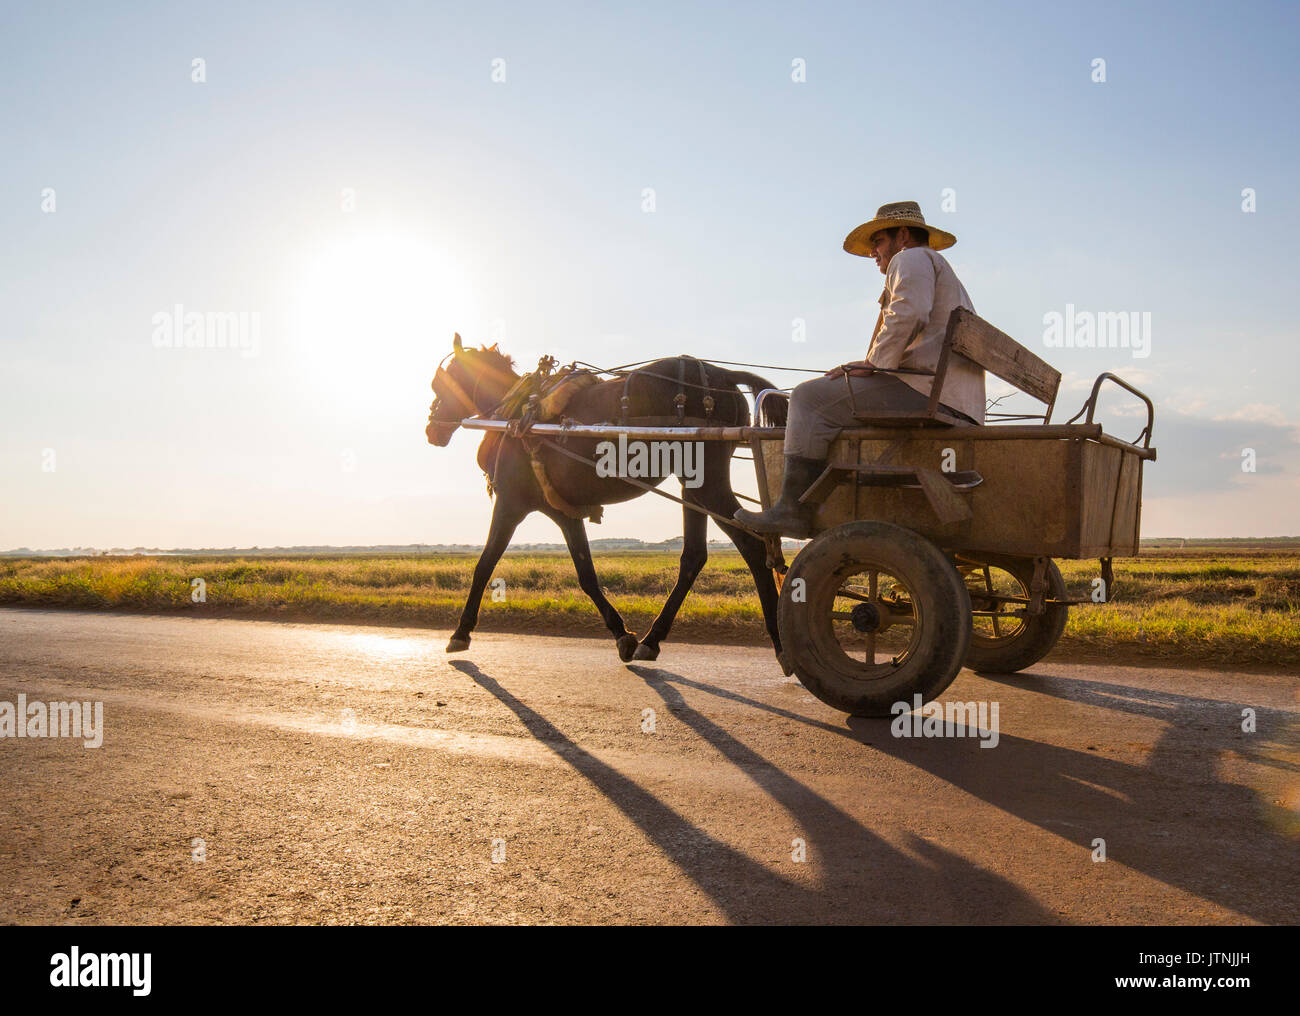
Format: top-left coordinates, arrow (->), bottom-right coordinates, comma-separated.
750,308 -> 1156,715
461,308 -> 1156,716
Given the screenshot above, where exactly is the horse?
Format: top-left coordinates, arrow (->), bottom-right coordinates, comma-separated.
425,334 -> 787,665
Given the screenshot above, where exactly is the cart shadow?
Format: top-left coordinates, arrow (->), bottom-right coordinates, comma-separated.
860,682 -> 1300,924
644,665 -> 1298,923
449,659 -> 1061,924
981,669 -> 1300,773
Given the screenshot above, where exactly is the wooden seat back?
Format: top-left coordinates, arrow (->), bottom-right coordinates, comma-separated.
849,307 -> 1063,426
941,307 -> 1061,422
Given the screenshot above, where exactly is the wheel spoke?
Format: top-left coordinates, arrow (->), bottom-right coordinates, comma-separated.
830,566 -> 924,671
968,563 -> 1032,643
983,566 -> 1002,638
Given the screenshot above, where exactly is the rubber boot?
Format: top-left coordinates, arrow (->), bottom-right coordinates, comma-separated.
734,455 -> 824,538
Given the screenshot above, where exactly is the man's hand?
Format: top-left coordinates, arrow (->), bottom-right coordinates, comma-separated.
825,360 -> 873,377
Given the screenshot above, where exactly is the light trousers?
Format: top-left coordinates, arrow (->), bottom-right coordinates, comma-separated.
783,372 -> 976,459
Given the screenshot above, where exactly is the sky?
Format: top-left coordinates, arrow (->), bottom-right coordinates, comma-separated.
2,0 -> 1297,549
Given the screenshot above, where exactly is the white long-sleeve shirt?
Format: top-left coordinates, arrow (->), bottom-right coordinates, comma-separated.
865,246 -> 985,423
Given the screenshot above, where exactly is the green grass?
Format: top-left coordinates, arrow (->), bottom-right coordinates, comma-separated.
1,549 -> 1297,665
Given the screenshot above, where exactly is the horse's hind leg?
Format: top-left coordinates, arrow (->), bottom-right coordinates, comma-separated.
697,486 -> 784,664
547,508 -> 640,662
632,502 -> 708,661
447,498 -> 527,653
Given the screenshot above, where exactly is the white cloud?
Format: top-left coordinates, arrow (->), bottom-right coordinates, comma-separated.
1058,367 -> 1159,393
1212,403 -> 1291,427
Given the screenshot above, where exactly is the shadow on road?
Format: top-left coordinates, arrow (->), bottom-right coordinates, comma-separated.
450,658 -> 1062,923
636,663 -> 1300,924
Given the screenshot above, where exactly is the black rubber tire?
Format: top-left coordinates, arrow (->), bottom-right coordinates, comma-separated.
961,555 -> 1068,674
777,521 -> 972,717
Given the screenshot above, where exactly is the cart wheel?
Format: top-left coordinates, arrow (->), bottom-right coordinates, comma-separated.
957,554 -> 1068,674
777,521 -> 972,717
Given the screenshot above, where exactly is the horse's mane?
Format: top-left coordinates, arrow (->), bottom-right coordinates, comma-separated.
462,343 -> 515,372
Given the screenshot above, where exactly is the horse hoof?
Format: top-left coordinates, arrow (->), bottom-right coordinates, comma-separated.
616,634 -> 639,662
446,637 -> 470,653
632,643 -> 659,662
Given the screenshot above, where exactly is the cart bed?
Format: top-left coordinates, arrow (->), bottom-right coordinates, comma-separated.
756,424 -> 1150,559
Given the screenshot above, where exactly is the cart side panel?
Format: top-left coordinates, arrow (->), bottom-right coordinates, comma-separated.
759,432 -> 1141,559
1077,442 -> 1143,557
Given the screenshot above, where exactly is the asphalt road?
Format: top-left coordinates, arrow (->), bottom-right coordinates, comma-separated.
1,608 -> 1296,925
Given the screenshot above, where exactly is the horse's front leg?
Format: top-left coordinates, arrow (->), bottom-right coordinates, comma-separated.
545,508 -> 639,662
447,497 -> 528,652
632,502 -> 708,661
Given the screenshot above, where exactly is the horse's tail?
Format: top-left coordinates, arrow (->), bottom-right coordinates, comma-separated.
717,368 -> 788,427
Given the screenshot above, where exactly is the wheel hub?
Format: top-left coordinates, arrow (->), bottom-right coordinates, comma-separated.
850,602 -> 882,633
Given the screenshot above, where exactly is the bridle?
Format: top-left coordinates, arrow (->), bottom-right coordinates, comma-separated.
429,348 -> 518,431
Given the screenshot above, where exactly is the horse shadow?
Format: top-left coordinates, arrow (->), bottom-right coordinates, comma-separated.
450,658 -> 1063,924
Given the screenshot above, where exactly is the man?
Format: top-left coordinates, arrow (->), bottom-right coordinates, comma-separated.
735,201 -> 985,538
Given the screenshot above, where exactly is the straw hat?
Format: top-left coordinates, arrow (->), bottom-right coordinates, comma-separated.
843,201 -> 956,256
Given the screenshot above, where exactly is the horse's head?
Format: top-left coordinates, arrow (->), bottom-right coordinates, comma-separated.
426,333 -> 519,446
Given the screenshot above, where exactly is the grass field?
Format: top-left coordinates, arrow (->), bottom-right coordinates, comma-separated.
1,549 -> 1298,667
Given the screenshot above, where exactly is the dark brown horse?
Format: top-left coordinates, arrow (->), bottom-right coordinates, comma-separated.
425,335 -> 786,664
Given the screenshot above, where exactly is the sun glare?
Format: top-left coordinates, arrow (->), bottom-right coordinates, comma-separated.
289,231 -> 478,396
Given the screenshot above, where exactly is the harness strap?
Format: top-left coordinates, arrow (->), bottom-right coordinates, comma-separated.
619,372 -> 633,425
697,357 -> 714,418
587,415 -> 717,428
531,434 -> 752,532
432,366 -> 479,417
522,436 -> 604,523
469,355 -> 757,526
